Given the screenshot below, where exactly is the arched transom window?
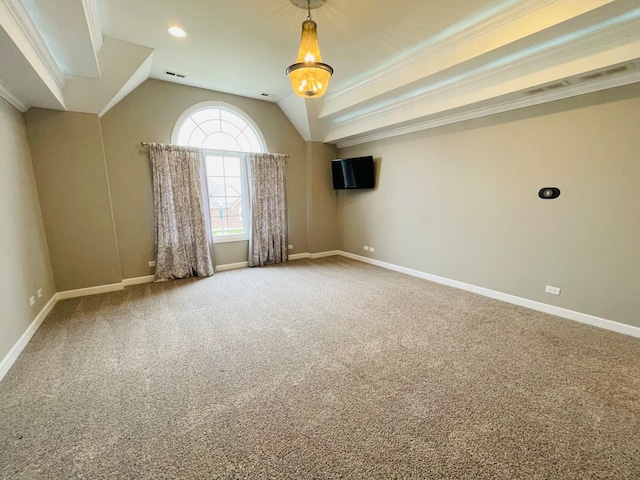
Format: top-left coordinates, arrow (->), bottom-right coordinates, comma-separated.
172,103 -> 267,242
173,103 -> 266,153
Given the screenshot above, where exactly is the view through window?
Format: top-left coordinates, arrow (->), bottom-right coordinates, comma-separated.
205,153 -> 245,236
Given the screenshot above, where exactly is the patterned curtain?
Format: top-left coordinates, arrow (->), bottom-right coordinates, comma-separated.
248,153 -> 288,267
149,143 -> 214,280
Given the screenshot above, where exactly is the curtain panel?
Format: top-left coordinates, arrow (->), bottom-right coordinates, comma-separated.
248,153 -> 288,267
149,143 -> 214,280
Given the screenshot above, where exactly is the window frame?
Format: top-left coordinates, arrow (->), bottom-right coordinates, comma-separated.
171,102 -> 267,243
201,149 -> 251,244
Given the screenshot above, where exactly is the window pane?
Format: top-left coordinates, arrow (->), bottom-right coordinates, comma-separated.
205,156 -> 224,176
207,177 -> 226,196
225,178 -> 242,196
209,207 -> 223,222
220,109 -> 243,128
199,119 -> 222,135
220,120 -> 242,138
248,135 -> 262,152
191,109 -> 219,125
223,156 -> 241,176
226,196 -> 241,211
226,216 -> 244,234
211,216 -> 228,236
188,127 -> 206,147
202,132 -> 240,151
177,118 -> 198,146
209,196 -> 226,209
236,132 -> 253,152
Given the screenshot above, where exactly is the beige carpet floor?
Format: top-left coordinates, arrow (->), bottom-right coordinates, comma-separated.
1,256 -> 639,479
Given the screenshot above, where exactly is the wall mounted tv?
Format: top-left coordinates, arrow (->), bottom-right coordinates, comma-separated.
332,156 -> 375,190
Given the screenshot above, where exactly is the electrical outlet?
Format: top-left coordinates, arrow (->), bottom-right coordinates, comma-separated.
369,247 -> 375,253
364,246 -> 369,251
29,296 -> 35,306
148,261 -> 156,267
288,245 -> 293,250
37,288 -> 43,298
545,285 -> 561,295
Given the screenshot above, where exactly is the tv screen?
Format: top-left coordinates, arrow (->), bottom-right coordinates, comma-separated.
332,156 -> 375,190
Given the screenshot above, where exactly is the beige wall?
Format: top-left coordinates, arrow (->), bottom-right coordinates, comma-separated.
0,98 -> 56,363
10,76 -> 637,337
338,85 -> 640,327
306,141 -> 339,253
100,79 -> 308,278
24,109 -> 122,291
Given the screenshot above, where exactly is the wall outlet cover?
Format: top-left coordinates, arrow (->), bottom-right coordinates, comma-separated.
545,285 -> 561,295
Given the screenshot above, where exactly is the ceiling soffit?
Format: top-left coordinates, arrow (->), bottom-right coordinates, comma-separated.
317,0 -> 640,146
0,0 -> 66,110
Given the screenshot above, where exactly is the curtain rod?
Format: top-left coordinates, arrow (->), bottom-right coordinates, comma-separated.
140,142 -> 289,157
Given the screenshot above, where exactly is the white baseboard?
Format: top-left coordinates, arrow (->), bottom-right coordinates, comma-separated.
288,253 -> 310,260
339,251 -> 640,338
310,250 -> 341,259
56,282 -> 124,300
123,275 -> 155,286
0,295 -> 58,382
289,251 -> 341,261
215,261 -> 249,272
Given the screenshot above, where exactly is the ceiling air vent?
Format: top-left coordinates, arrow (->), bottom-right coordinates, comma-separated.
577,63 -> 633,83
581,71 -> 604,81
524,62 -> 636,96
525,87 -> 546,95
524,81 -> 568,95
164,70 -> 187,79
604,64 -> 630,75
544,81 -> 569,90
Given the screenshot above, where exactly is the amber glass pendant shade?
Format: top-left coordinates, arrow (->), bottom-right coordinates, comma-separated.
286,19 -> 333,98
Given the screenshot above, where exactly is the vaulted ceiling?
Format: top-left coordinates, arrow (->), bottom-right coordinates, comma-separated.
1,0 -> 639,147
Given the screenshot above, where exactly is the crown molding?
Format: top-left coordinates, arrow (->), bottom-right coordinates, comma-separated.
326,0 -> 552,98
82,0 -> 103,55
334,67 -> 640,149
326,10 -> 640,145
1,0 -> 66,90
321,0 -> 612,117
0,78 -> 27,111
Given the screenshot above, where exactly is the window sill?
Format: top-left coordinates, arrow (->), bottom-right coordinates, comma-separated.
212,234 -> 249,244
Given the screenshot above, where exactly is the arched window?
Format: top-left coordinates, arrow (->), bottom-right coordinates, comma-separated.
172,102 -> 267,152
172,102 -> 267,242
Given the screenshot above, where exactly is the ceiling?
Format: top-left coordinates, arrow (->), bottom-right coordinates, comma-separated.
1,0 -> 639,147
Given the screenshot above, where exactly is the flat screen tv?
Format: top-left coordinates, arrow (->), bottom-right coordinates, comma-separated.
332,156 -> 375,190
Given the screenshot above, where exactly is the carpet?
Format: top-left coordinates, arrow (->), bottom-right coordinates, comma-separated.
1,256 -> 639,479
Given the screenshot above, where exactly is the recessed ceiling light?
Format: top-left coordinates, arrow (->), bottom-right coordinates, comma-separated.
168,26 -> 187,38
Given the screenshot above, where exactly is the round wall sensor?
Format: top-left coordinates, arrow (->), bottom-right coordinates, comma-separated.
538,187 -> 560,199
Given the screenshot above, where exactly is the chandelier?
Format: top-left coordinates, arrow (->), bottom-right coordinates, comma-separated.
286,0 -> 333,98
